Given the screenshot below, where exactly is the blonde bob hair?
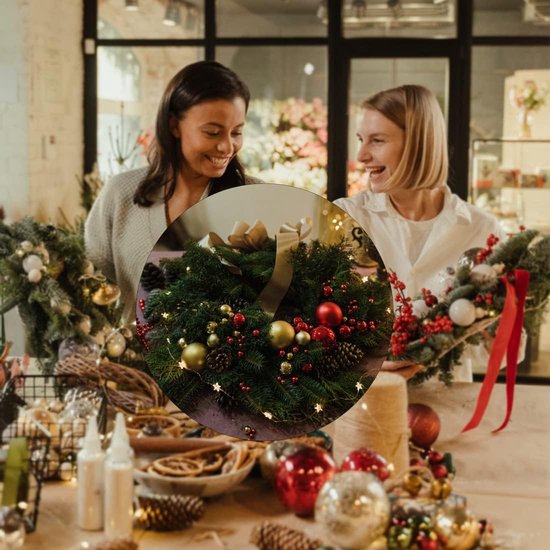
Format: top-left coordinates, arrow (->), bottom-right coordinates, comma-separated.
362,84 -> 448,191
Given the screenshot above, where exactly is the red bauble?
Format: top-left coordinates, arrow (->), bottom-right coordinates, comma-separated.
310,325 -> 336,349
322,285 -> 333,297
340,448 -> 391,481
338,325 -> 352,338
425,295 -> 438,307
232,313 -> 246,328
274,446 -> 336,517
408,403 -> 441,449
356,320 -> 368,332
295,321 -> 309,333
302,362 -> 313,373
314,302 -> 343,328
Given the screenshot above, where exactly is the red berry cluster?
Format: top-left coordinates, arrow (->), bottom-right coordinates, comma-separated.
136,318 -> 152,352
475,233 -> 500,264
239,381 -> 252,392
475,292 -> 493,306
410,449 -> 451,480
422,315 -> 453,335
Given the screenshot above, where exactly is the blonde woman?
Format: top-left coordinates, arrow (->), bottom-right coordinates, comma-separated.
335,85 -> 508,381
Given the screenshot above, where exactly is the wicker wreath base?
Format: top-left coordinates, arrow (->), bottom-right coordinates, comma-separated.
55,353 -> 166,413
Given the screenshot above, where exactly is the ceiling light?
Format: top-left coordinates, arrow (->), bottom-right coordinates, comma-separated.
125,0 -> 138,10
433,0 -> 447,4
163,0 -> 181,27
351,0 -> 367,19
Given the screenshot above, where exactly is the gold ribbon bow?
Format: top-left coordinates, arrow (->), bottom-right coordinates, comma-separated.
198,218 -> 313,318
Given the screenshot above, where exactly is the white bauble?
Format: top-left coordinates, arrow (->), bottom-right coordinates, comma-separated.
106,332 -> 126,357
20,240 -> 34,252
449,299 -> 476,327
470,264 -> 497,288
27,269 -> 42,283
412,299 -> 430,318
22,254 -> 43,273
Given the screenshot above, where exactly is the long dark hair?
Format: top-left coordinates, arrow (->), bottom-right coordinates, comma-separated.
134,61 -> 251,206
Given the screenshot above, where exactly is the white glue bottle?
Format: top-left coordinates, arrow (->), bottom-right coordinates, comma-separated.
104,412 -> 134,539
77,415 -> 105,531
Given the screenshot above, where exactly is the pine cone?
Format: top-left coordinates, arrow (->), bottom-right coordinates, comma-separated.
250,521 -> 322,550
214,389 -> 238,411
316,341 -> 365,378
141,263 -> 165,292
134,494 -> 205,531
206,348 -> 232,373
222,296 -> 249,312
162,262 -> 182,285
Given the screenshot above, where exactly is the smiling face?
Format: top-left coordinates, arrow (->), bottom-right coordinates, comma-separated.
171,97 -> 246,185
356,108 -> 405,193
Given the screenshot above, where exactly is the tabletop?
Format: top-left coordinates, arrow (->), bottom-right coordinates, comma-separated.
24,381 -> 550,550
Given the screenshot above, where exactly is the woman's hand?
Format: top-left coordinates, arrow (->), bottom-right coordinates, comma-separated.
381,360 -> 424,381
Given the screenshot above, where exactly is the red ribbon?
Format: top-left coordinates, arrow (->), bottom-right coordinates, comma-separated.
462,269 -> 530,433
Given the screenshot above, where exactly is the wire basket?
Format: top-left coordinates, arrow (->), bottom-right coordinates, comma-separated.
0,388 -> 51,533
0,374 -> 107,480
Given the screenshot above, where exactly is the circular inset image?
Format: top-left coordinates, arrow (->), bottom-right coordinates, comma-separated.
136,184 -> 392,440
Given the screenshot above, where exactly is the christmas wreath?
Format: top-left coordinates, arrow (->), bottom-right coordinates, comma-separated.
0,218 -> 143,373
141,220 -> 392,432
389,229 -> 550,386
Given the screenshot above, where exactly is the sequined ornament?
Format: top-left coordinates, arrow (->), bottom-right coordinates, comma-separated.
315,471 -> 390,550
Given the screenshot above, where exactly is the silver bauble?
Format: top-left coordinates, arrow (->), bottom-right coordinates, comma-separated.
457,248 -> 481,271
470,263 -> 498,289
259,441 -> 308,483
58,336 -> 100,361
315,471 -> 390,550
27,268 -> 42,283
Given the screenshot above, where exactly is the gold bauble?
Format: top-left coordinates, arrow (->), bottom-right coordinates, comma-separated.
106,332 -> 126,358
403,473 -> 423,496
280,361 -> 293,375
177,337 -> 187,348
180,343 -> 208,371
434,502 -> 479,550
220,304 -> 232,315
268,321 -> 295,349
47,259 -> 65,279
207,334 -> 220,348
92,283 -> 121,306
206,321 -> 218,333
78,316 -> 92,335
295,330 -> 311,345
431,479 -> 453,500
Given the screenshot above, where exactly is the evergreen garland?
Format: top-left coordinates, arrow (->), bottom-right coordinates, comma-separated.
0,218 -> 143,373
389,230 -> 550,385
143,237 -> 392,427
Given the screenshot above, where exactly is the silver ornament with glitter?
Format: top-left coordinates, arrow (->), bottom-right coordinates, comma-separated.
315,471 -> 390,550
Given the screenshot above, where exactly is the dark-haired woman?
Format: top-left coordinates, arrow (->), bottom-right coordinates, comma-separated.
85,61 -> 259,316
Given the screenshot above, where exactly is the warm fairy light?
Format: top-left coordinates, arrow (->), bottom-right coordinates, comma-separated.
263,411 -> 273,420
80,543 -> 91,549
17,501 -> 27,510
355,382 -> 364,391
161,312 -> 170,319
134,508 -> 144,519
212,382 -> 221,392
362,275 -> 369,282
314,403 -> 323,413
178,360 -> 187,370
361,403 -> 368,411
